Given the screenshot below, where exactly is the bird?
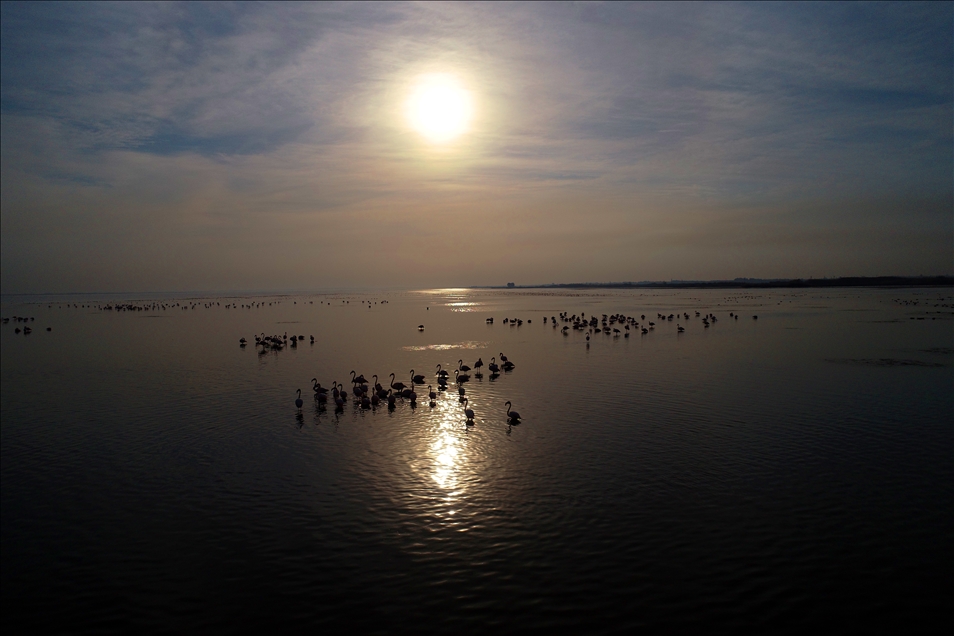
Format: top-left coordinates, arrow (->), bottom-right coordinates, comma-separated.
505,401 -> 521,423
499,352 -> 508,363
428,386 -> 437,400
411,369 -> 426,384
463,397 -> 475,423
458,359 -> 471,372
474,358 -> 484,374
390,373 -> 406,392
295,389 -> 303,410
488,357 -> 499,373
312,378 -> 329,396
436,364 -> 450,378
455,369 -> 470,383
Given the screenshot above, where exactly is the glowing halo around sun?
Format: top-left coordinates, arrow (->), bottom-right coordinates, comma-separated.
406,74 -> 473,144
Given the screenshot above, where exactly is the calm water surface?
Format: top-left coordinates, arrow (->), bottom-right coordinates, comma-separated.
2,288 -> 951,633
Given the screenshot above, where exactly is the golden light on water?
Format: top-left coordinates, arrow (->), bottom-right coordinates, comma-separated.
406,74 -> 473,143
431,428 -> 460,489
430,396 -> 463,490
427,397 -> 471,492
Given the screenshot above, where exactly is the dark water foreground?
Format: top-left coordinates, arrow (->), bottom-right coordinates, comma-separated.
2,288 -> 951,633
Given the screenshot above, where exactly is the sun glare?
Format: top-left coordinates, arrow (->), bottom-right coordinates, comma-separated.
406,74 -> 473,144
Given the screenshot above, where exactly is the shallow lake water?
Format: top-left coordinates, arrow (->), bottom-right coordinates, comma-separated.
2,287 -> 951,633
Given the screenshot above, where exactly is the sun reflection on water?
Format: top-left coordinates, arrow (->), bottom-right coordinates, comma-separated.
432,430 -> 460,489
427,398 -> 469,494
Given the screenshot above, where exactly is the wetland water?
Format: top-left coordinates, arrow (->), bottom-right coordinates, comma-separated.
1,287 -> 951,633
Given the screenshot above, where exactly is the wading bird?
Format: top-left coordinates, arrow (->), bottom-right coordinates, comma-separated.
505,401 -> 521,423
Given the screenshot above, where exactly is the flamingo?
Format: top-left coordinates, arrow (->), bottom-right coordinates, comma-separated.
463,397 -> 475,423
474,358 -> 484,374
387,389 -> 396,407
295,389 -> 303,410
505,401 -> 521,422
499,352 -> 508,363
428,386 -> 437,400
411,370 -> 426,384
390,373 -> 406,392
436,364 -> 449,378
488,357 -> 499,373
455,369 -> 470,383
458,359 -> 471,372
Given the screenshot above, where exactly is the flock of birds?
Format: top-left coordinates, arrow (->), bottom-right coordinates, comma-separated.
4,315 -> 50,334
292,357 -> 521,425
273,308 -> 761,426
242,332 -> 314,350
539,309 -> 756,341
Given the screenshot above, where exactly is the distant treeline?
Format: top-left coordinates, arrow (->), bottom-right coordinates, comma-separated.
485,276 -> 954,290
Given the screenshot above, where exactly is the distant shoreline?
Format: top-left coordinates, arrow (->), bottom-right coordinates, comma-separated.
477,276 -> 954,291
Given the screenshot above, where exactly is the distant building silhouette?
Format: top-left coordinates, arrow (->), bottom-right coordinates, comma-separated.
507,282 -> 515,288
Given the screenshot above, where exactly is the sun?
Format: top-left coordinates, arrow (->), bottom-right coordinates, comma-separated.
406,74 -> 473,144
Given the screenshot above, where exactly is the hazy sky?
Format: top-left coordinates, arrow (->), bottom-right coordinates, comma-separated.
1,2 -> 951,293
